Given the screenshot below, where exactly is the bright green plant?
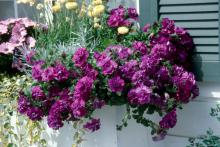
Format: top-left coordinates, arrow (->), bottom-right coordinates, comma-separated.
186,104 -> 220,147
0,74 -> 46,147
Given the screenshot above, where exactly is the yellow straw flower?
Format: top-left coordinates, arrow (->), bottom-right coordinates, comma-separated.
58,0 -> 66,4
92,4 -> 105,17
65,2 -> 78,10
92,0 -> 102,5
94,23 -> 101,28
94,17 -> 100,23
36,3 -> 44,10
52,4 -> 61,13
87,11 -> 93,17
117,26 -> 129,35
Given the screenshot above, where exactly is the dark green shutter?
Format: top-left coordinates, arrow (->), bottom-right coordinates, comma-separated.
140,0 -> 220,82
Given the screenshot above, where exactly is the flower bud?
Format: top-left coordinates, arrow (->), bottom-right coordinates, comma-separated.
117,26 -> 129,35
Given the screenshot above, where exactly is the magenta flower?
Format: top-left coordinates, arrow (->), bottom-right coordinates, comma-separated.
128,8 -> 138,19
27,107 -> 44,121
83,118 -> 101,132
72,48 -> 89,68
74,76 -> 94,100
128,85 -> 152,105
120,60 -> 138,80
159,110 -> 177,129
42,66 -> 55,82
31,86 -> 46,101
53,63 -> 69,81
93,99 -> 105,109
108,76 -> 125,92
71,98 -> 87,117
32,62 -> 44,81
17,94 -> 30,114
132,41 -> 148,55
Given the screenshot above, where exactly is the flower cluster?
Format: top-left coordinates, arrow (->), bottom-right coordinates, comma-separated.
17,5 -> 199,141
107,5 -> 138,34
0,18 -> 36,54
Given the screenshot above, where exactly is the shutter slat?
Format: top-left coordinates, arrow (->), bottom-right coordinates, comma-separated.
175,21 -> 218,29
193,54 -> 219,61
193,38 -> 219,45
195,46 -> 219,53
160,13 -> 218,20
160,5 -> 218,13
187,30 -> 218,37
160,0 -> 218,5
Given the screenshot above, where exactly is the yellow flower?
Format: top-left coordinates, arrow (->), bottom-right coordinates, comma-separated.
94,17 -> 100,23
92,0 -> 102,5
65,2 -> 78,10
52,4 -> 61,13
44,0 -> 52,3
92,4 -> 105,17
87,11 -> 93,17
88,4 -> 93,11
94,23 -> 101,28
58,0 -> 66,4
117,26 -> 129,35
36,3 -> 44,10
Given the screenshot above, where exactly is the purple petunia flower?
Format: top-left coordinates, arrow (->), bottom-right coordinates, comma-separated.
93,99 -> 105,109
128,8 -> 138,20
32,61 -> 44,81
72,48 -> 89,68
110,5 -> 126,16
27,107 -> 44,121
108,76 -> 125,92
71,98 -> 87,118
47,100 -> 70,129
139,55 -> 161,74
53,63 -> 69,81
159,110 -> 177,129
81,63 -> 98,80
128,84 -> 152,105
17,94 -> 30,114
31,86 -> 46,101
172,69 -> 199,103
42,66 -> 55,82
95,52 -> 118,75
120,60 -> 138,80
132,41 -> 148,55
161,18 -> 175,34
74,76 -> 94,100
25,50 -> 35,65
83,118 -> 101,132
157,66 -> 170,82
142,23 -> 151,32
